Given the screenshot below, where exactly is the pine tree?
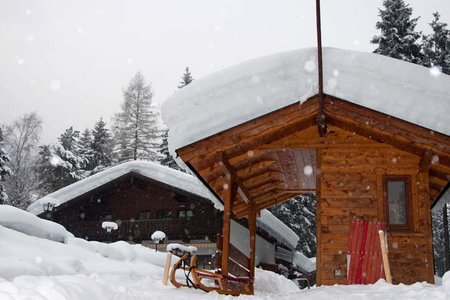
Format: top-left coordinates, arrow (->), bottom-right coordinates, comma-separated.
79,128 -> 95,173
422,12 -> 450,75
91,118 -> 113,173
36,127 -> 88,194
178,67 -> 194,89
158,130 -> 183,171
0,128 -> 12,204
269,194 -> 317,257
371,0 -> 423,64
113,72 -> 162,162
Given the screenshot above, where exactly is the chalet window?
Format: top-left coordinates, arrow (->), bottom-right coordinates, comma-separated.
157,210 -> 173,219
138,211 -> 152,220
179,210 -> 194,219
384,176 -> 412,231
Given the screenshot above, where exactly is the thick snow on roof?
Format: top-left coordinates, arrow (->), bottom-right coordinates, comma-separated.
257,210 -> 299,249
162,47 -> 450,155
28,160 -> 223,215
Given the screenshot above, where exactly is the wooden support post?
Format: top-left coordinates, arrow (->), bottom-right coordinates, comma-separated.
248,207 -> 257,295
378,230 -> 392,284
221,176 -> 233,290
444,203 -> 450,272
162,253 -> 172,285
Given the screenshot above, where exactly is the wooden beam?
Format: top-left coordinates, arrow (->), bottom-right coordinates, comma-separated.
221,175 -> 234,287
219,153 -> 256,208
248,207 -> 257,294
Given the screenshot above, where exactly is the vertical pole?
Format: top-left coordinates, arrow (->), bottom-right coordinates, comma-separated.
316,0 -> 327,136
221,176 -> 233,290
444,203 -> 450,272
248,207 -> 257,295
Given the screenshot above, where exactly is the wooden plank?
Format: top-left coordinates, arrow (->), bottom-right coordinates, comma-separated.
221,176 -> 233,282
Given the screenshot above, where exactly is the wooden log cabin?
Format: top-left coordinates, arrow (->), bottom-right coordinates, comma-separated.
28,160 -> 299,270
162,47 -> 450,290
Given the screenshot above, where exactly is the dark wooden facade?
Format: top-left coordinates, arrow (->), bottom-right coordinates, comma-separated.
175,95 -> 450,286
43,172 -> 221,243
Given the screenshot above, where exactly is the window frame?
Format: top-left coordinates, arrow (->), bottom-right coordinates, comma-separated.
383,175 -> 413,232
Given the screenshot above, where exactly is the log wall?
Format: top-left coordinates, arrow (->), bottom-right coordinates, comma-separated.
316,127 -> 434,285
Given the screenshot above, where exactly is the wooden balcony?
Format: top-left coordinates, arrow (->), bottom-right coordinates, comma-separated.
67,218 -> 217,243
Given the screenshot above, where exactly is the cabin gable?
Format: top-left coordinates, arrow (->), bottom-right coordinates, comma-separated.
175,95 -> 450,286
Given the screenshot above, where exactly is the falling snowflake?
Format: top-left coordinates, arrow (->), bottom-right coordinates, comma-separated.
432,155 -> 439,164
127,58 -> 134,64
392,157 -> 398,164
247,150 -> 254,157
304,60 -> 315,72
255,96 -> 263,104
35,256 -> 42,264
327,78 -> 337,89
223,183 -> 229,190
50,80 -> 61,91
77,27 -> 84,34
16,56 -> 24,65
26,35 -> 35,42
429,66 -> 441,77
303,165 -> 313,176
333,69 -> 339,76
25,9 -> 32,15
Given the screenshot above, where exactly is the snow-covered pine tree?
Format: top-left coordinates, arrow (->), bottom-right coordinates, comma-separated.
371,0 -> 423,64
0,128 -> 12,204
177,67 -> 194,89
158,130 -> 183,171
91,118 -> 113,173
113,72 -> 162,162
269,194 -> 317,257
36,127 -> 88,194
433,208 -> 446,276
422,12 -> 450,75
79,128 -> 95,173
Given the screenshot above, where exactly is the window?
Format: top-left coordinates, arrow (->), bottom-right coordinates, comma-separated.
138,211 -> 152,220
157,210 -> 173,219
178,210 -> 194,219
384,176 -> 412,231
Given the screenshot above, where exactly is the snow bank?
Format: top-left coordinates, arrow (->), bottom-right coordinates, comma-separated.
166,243 -> 197,254
0,205 -> 73,243
162,47 -> 450,156
0,219 -> 448,299
28,160 -> 223,215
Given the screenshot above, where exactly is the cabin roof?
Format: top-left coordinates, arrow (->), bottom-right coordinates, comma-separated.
162,47 -> 450,217
28,160 -> 223,215
28,160 -> 299,248
162,47 -> 450,155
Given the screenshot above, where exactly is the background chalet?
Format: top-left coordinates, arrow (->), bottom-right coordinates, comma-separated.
29,161 -> 304,272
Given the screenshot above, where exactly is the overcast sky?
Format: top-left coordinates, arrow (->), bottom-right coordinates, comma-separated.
1,0 -> 449,144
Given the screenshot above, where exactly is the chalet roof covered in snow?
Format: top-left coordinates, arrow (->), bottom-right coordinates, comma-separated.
162,47 -> 450,155
28,161 -> 299,248
28,160 -> 223,215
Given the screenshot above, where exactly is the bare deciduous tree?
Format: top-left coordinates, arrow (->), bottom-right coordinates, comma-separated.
4,112 -> 43,209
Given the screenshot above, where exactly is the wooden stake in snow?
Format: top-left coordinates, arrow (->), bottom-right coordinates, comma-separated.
162,253 -> 172,285
378,230 -> 392,284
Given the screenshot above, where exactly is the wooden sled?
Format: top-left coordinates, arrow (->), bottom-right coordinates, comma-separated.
169,252 -> 252,295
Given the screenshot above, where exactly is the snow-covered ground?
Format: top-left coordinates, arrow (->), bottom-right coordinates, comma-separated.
1,205 -> 449,299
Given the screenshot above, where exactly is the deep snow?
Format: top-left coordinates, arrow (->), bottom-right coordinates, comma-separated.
1,206 -> 449,299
